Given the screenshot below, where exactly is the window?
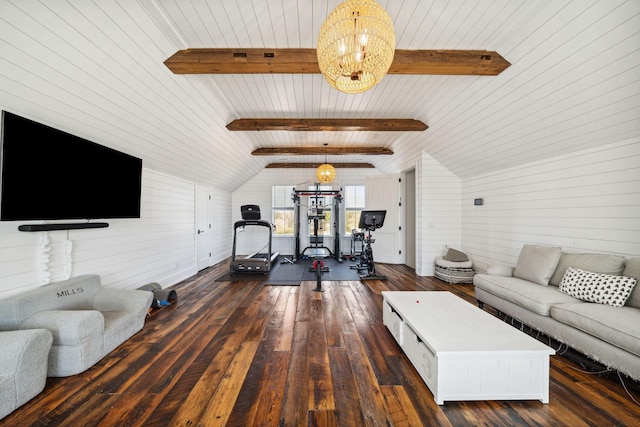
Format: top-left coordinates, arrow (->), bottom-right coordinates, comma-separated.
272,185 -> 295,235
344,185 -> 365,234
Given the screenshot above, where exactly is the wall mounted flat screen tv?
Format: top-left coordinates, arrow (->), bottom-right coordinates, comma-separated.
0,111 -> 142,221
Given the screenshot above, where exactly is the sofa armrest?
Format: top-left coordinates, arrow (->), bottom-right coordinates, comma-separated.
93,288 -> 153,313
21,310 -> 104,346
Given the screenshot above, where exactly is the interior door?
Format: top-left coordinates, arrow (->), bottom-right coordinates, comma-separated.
404,169 -> 416,269
196,184 -> 212,271
365,174 -> 403,264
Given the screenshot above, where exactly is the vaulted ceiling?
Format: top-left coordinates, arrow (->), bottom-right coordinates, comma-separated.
1,1 -> 638,192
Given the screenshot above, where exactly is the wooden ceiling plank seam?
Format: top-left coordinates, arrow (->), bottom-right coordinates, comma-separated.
427,26 -> 640,159
445,106 -> 640,177
472,1 -> 532,50
4,5 -> 216,171
176,0 -> 206,46
388,0 -> 422,47
446,0 -> 493,48
71,2 -> 237,156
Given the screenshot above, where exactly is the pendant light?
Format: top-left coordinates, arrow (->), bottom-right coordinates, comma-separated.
316,143 -> 336,183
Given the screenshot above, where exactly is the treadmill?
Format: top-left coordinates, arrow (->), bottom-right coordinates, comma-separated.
230,205 -> 280,274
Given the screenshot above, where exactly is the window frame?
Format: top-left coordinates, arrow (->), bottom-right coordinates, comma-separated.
344,185 -> 365,234
272,185 -> 295,236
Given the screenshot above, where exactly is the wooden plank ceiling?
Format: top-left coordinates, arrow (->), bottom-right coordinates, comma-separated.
1,1 -> 638,191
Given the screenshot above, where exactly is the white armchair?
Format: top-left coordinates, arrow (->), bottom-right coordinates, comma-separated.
0,329 -> 53,420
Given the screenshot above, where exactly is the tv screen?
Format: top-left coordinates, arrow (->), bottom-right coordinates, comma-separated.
0,111 -> 142,221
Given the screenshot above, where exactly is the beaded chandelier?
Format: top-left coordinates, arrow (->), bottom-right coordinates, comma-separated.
317,0 -> 396,94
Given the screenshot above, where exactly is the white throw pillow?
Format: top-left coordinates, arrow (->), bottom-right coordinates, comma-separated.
513,244 -> 561,286
559,267 -> 638,307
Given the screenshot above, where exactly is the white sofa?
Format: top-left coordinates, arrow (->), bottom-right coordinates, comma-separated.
474,245 -> 640,381
0,329 -> 53,420
0,275 -> 153,377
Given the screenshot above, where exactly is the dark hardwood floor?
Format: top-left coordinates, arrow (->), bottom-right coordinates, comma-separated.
3,260 -> 640,426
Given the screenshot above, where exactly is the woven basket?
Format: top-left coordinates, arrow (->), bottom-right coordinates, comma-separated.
434,257 -> 474,284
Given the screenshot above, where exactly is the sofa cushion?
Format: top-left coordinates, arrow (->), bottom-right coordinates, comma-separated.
474,273 -> 581,316
513,244 -> 561,286
549,253 -> 626,286
559,267 -> 637,308
623,258 -> 640,308
550,303 -> 640,357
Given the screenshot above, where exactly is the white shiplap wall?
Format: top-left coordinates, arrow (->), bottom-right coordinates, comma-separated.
0,168 -> 231,298
232,168 -> 381,256
462,138 -> 640,272
210,186 -> 233,265
415,151 -> 462,276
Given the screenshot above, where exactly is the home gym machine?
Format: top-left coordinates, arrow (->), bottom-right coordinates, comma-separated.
290,185 -> 343,262
290,185 -> 343,291
230,205 -> 280,274
350,210 -> 387,280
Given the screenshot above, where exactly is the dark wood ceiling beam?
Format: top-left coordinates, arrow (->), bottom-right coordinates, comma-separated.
227,118 -> 427,132
252,146 -> 393,156
164,49 -> 510,76
266,163 -> 375,169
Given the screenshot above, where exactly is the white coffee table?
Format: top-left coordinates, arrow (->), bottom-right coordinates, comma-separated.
382,291 -> 555,405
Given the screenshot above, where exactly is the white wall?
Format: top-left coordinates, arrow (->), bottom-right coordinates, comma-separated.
3,138 -> 636,297
210,186 -> 233,265
0,168 -> 232,298
232,168 -> 381,257
415,152 -> 462,276
462,138 -> 640,272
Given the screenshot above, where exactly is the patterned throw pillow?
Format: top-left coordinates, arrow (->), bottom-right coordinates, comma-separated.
559,267 -> 638,307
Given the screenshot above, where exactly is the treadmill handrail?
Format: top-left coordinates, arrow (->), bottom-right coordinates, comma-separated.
233,219 -> 275,230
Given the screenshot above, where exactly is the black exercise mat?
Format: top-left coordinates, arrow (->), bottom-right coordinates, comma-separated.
264,260 -> 307,285
215,256 -> 361,285
268,257 -> 361,285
